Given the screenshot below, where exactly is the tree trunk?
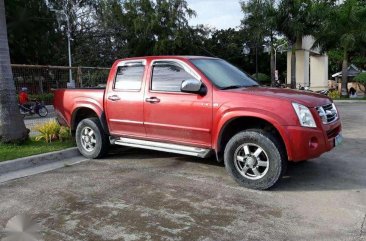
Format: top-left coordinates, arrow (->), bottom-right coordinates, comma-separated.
270,44 -> 275,86
0,0 -> 28,142
290,43 -> 296,89
255,45 -> 258,80
341,51 -> 349,97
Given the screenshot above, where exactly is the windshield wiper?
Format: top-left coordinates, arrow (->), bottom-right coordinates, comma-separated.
220,85 -> 244,90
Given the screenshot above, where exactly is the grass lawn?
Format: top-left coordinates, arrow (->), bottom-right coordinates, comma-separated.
0,138 -> 75,162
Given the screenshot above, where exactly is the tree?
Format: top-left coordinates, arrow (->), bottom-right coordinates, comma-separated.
277,0 -> 325,89
0,0 -> 28,142
314,0 -> 366,97
5,0 -> 64,65
241,0 -> 278,85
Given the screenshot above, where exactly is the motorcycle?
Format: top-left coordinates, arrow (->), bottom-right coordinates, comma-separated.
316,89 -> 329,96
298,84 -> 329,96
19,100 -> 48,117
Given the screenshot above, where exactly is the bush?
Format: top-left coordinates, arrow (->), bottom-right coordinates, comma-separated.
251,73 -> 270,84
328,90 -> 340,100
34,120 -> 71,143
59,126 -> 71,141
29,93 -> 54,104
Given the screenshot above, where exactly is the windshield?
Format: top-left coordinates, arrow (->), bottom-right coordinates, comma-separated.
190,59 -> 258,89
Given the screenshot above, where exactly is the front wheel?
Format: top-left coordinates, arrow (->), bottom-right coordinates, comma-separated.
224,130 -> 287,190
37,106 -> 48,117
76,118 -> 109,159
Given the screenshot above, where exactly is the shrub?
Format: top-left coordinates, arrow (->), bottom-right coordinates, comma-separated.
34,120 -> 71,143
251,73 -> 270,84
29,93 -> 54,104
328,90 -> 340,100
59,126 -> 71,141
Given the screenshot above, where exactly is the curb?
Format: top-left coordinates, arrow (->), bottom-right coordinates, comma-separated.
0,147 -> 80,176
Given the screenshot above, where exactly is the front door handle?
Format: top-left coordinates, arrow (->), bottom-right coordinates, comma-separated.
145,97 -> 160,103
108,95 -> 120,101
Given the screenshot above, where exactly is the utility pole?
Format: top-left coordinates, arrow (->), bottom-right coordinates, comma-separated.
50,5 -> 74,87
66,13 -> 74,87
274,43 -> 287,73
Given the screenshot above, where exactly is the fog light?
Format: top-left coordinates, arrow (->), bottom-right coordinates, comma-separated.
309,137 -> 318,149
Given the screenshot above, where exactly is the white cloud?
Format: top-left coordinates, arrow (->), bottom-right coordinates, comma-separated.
187,0 -> 243,30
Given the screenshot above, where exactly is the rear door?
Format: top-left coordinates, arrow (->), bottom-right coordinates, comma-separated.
143,60 -> 212,147
105,60 -> 146,137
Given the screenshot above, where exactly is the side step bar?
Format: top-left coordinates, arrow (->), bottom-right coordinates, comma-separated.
113,137 -> 212,158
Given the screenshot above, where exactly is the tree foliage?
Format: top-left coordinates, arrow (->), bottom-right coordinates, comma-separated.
314,0 -> 366,96
241,0 -> 278,84
3,0 -> 365,88
5,0 -> 64,64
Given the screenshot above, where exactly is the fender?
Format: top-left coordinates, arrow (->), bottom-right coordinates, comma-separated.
70,98 -> 104,129
213,108 -> 294,161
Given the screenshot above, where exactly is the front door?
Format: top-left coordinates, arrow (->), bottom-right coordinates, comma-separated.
105,61 -> 146,137
143,60 -> 212,147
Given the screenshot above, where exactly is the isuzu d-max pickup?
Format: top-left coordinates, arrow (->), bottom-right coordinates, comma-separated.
54,56 -> 342,189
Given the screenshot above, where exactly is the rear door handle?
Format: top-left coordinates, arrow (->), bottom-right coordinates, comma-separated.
145,97 -> 160,103
108,95 -> 120,101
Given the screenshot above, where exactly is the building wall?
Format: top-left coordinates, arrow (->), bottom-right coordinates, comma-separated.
286,50 -> 310,87
310,55 -> 328,90
287,50 -> 328,90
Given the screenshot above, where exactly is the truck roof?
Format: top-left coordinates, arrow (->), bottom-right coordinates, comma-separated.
117,55 -> 218,62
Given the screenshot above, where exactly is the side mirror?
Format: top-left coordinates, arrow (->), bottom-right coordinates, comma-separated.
181,79 -> 207,96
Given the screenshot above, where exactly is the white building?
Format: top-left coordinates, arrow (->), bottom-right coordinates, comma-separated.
286,36 -> 329,91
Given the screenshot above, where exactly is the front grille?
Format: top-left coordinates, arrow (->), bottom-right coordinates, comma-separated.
316,103 -> 338,124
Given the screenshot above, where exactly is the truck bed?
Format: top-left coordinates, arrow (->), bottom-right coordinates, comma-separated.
53,88 -> 105,128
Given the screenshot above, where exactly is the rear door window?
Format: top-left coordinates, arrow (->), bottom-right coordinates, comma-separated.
114,65 -> 145,91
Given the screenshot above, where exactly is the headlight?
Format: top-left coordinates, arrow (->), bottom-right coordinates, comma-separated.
292,103 -> 317,128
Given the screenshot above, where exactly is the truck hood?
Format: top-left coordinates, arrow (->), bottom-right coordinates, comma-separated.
229,87 -> 332,107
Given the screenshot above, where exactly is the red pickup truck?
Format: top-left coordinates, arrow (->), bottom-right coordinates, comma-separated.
54,56 -> 342,189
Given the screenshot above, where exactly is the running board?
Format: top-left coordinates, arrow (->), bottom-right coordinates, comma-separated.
113,137 -> 211,158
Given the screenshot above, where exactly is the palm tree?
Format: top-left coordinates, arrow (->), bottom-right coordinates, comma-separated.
0,0 -> 28,142
277,0 -> 323,89
314,0 -> 366,97
241,0 -> 278,86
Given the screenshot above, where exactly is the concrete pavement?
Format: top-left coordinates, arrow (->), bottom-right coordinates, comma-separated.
23,105 -> 55,136
0,103 -> 365,241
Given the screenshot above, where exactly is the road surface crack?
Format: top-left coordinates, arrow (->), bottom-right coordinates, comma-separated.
359,213 -> 366,240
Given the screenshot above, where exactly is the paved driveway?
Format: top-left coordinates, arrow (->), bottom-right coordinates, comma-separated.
0,103 -> 365,241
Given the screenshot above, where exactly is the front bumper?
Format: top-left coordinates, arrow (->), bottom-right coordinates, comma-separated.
285,119 -> 342,161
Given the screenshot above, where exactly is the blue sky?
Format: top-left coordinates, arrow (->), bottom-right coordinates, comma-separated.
187,0 -> 243,29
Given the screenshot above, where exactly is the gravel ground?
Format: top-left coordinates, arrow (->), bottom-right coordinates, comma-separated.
0,103 -> 365,241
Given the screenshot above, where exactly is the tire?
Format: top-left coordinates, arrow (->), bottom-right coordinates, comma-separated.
224,129 -> 287,190
37,106 -> 48,117
75,117 -> 109,159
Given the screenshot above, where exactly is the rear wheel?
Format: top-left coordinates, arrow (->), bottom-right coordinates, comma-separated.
224,129 -> 287,190
76,118 -> 109,159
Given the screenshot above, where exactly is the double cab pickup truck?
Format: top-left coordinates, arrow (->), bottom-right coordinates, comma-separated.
54,56 -> 342,189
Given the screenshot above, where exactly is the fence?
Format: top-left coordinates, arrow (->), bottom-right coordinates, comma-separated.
12,64 -> 110,135
12,64 -> 110,96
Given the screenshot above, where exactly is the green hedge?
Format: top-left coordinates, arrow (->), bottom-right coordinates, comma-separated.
251,73 -> 270,84
29,93 -> 54,104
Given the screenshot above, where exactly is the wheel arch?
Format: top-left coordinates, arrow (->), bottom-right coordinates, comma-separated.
71,107 -> 109,136
215,115 -> 292,162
